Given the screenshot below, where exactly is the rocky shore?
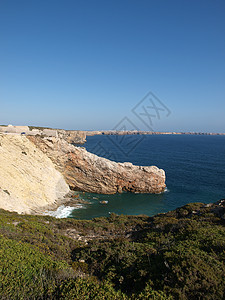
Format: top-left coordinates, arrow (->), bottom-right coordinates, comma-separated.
0,132 -> 166,214
28,135 -> 166,194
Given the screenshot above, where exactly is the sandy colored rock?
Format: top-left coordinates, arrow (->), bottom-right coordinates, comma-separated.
28,136 -> 166,194
0,125 -> 29,133
0,134 -> 69,214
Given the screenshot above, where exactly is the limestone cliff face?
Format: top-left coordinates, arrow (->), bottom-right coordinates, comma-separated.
0,134 -> 69,214
28,136 -> 166,194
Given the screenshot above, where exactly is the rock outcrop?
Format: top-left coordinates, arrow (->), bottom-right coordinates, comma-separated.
0,134 -> 70,214
212,199 -> 225,220
62,130 -> 86,144
28,136 -> 166,194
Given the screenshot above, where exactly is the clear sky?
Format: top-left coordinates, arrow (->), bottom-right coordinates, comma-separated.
0,0 -> 224,132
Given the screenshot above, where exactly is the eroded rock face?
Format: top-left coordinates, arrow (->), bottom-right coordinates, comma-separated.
0,134 -> 70,214
64,130 -> 86,144
28,136 -> 166,194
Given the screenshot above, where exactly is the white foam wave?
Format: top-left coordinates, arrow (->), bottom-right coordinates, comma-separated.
155,187 -> 170,194
44,204 -> 84,219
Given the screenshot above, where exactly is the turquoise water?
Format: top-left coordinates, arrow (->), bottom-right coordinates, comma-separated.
70,134 -> 225,219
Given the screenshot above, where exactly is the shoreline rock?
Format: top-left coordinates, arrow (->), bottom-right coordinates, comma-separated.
28,135 -> 166,194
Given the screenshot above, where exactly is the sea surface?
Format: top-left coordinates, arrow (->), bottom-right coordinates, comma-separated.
65,134 -> 225,220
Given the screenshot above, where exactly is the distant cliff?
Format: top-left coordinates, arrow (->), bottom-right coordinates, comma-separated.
28,135 -> 166,194
85,130 -> 225,136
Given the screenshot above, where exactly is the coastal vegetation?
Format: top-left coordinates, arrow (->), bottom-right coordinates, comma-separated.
0,201 -> 224,299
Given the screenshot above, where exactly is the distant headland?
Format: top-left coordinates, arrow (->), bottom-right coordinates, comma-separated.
85,130 -> 225,136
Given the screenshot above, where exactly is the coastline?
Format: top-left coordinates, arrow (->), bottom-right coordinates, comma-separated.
1,127 -> 224,218
85,130 -> 225,136
0,133 -> 166,216
32,191 -> 88,218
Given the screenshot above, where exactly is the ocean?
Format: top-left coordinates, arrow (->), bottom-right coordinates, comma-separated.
61,134 -> 225,220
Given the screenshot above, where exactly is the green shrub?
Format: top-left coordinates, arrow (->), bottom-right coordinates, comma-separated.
55,277 -> 127,299
0,201 -> 224,299
0,235 -> 71,299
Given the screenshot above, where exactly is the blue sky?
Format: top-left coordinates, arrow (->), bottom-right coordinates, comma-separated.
0,0 -> 224,132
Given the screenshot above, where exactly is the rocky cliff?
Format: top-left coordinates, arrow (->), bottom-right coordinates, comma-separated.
28,136 -> 166,194
0,134 -> 69,214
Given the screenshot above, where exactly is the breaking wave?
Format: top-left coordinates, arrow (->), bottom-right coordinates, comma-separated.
44,204 -> 84,219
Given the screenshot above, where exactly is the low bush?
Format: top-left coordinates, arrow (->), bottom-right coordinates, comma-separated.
0,201 -> 224,299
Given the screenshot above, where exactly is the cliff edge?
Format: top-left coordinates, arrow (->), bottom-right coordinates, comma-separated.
0,134 -> 69,214
28,135 -> 166,194
0,133 -> 166,214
